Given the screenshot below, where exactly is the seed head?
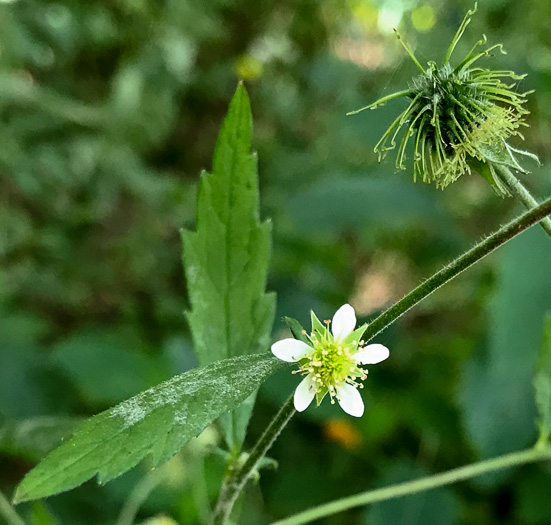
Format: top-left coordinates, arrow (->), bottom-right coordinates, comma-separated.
349,3 -> 539,193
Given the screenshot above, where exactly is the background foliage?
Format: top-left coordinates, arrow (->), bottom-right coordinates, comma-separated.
1,0 -> 551,524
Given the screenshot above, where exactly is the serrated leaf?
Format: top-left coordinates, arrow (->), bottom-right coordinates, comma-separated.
535,314 -> 551,444
181,84 -> 275,449
14,353 -> 285,503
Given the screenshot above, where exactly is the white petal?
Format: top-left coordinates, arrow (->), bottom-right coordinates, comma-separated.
294,374 -> 316,412
271,339 -> 312,362
337,383 -> 364,417
354,344 -> 390,365
332,304 -> 356,341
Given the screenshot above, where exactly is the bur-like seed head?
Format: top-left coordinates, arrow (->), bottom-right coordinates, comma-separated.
350,3 -> 538,192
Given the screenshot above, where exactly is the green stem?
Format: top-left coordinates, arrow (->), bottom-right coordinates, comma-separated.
0,490 -> 26,525
211,395 -> 296,525
115,470 -> 165,525
271,446 -> 551,525
493,164 -> 551,238
362,195 -> 551,342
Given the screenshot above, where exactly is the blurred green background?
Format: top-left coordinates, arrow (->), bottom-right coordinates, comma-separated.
1,0 -> 551,524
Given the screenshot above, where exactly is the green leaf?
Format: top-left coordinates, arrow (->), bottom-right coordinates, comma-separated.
31,501 -> 61,525
14,353 -> 285,503
535,314 -> 551,444
181,84 -> 275,450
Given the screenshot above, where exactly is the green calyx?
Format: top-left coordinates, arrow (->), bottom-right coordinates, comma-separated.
349,3 -> 538,192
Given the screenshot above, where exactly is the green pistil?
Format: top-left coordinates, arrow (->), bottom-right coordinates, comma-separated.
298,324 -> 367,402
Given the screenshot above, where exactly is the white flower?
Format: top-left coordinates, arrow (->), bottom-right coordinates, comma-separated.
271,304 -> 390,417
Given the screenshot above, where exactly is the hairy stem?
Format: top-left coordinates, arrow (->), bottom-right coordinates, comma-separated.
362,195 -> 551,342
211,396 -> 296,525
493,164 -> 551,238
271,446 -> 551,525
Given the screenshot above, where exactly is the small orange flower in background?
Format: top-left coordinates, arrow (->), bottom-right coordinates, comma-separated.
323,419 -> 363,451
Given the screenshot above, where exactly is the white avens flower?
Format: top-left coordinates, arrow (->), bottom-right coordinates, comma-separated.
271,304 -> 390,417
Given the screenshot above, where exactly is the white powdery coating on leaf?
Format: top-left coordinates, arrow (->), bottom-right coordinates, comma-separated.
173,411 -> 188,425
108,354 -> 281,429
111,399 -> 146,428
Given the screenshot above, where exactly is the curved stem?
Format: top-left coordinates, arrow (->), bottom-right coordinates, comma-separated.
493,164 -> 551,238
115,470 -> 165,525
362,195 -> 551,342
211,395 -> 296,525
271,446 -> 551,525
0,490 -> 26,525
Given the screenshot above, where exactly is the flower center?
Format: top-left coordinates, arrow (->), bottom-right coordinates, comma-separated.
298,324 -> 367,402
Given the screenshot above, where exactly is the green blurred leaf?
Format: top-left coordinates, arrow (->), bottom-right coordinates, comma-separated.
138,516 -> 179,525
287,175 -> 455,235
0,417 -> 81,462
0,343 -> 67,418
14,353 -> 285,503
51,329 -> 169,405
31,501 -> 61,525
534,314 -> 551,444
516,466 -> 551,524
363,461 -> 460,525
460,228 -> 551,459
182,84 -> 275,449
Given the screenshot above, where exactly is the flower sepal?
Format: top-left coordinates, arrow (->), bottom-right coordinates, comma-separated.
315,386 -> 329,406
342,323 -> 368,346
469,141 -> 541,197
284,316 -> 310,344
310,310 -> 326,337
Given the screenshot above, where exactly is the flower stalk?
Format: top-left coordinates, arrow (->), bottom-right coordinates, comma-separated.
362,195 -> 551,342
211,395 -> 296,525
491,164 -> 551,237
271,445 -> 551,525
0,491 -> 25,525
